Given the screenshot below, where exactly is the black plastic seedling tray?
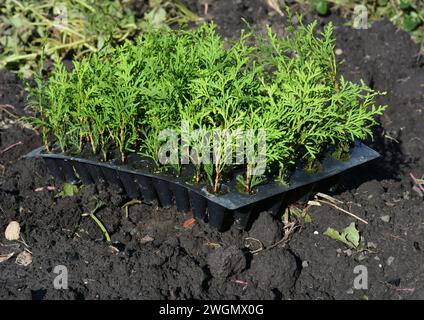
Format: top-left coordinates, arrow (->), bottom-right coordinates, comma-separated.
25,141 -> 380,231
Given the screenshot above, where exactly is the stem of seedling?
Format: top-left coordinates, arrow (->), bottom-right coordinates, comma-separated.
0,141 -> 23,155
89,132 -> 96,154
410,173 -> 424,193
246,165 -> 252,194
42,127 -> 49,152
82,201 -> 110,242
213,168 -> 221,194
120,127 -> 125,163
87,213 -> 111,242
194,165 -> 201,184
79,128 -> 83,152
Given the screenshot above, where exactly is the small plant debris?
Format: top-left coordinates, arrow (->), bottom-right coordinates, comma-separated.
15,250 -> 32,266
182,217 -> 196,229
288,206 -> 312,223
140,235 -> 154,243
410,173 -> 424,195
324,222 -> 360,248
0,252 -> 14,263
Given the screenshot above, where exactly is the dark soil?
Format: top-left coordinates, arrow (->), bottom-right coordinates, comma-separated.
1,1 -> 424,300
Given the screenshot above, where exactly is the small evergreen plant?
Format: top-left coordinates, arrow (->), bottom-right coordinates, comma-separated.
25,15 -> 386,195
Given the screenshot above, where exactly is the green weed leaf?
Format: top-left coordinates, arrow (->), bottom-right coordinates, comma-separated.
59,183 -> 79,198
311,0 -> 328,16
289,207 -> 312,223
403,12 -> 422,32
324,222 -> 360,248
399,0 -> 415,11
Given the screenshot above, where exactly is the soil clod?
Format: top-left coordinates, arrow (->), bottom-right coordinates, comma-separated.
207,245 -> 246,280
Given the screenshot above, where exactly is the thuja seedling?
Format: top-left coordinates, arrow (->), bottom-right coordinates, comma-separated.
25,15 -> 386,197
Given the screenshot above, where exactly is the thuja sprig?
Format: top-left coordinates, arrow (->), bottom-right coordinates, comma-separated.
257,17 -> 386,172
42,56 -> 71,153
23,53 -> 50,151
206,102 -> 245,194
103,44 -> 144,163
68,58 -> 100,154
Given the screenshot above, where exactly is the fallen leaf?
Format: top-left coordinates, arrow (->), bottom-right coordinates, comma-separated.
324,222 -> 360,248
183,218 -> 196,229
15,251 -> 32,266
0,252 -> 14,263
5,221 -> 20,241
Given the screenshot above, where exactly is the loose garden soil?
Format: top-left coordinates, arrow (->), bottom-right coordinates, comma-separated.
1,1 -> 423,299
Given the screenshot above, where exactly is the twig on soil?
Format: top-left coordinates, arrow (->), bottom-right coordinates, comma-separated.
231,279 -> 249,289
315,192 -> 344,204
18,235 -> 31,252
316,199 -> 369,225
396,288 -> 415,292
0,104 -> 18,119
384,133 -> 399,143
244,237 -> 264,254
382,232 -> 406,242
203,242 -> 221,248
245,222 -> 300,255
0,141 -> 23,155
23,247 -> 33,255
0,252 -> 15,263
267,222 -> 300,250
410,173 -> 424,194
307,200 -> 321,207
122,199 -> 142,218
